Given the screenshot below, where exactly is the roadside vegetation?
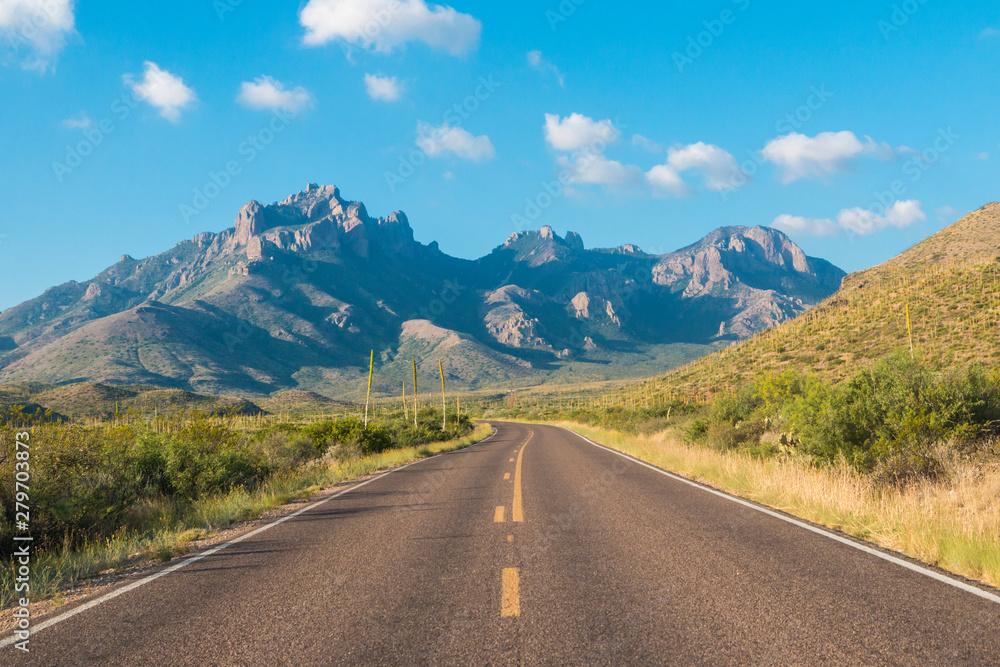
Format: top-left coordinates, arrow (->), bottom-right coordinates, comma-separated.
0,407 -> 484,608
486,352 -> 1000,588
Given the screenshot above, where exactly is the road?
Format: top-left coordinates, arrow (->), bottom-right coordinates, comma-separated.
3,421 -> 999,665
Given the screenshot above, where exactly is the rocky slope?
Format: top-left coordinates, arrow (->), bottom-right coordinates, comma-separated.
0,184 -> 845,397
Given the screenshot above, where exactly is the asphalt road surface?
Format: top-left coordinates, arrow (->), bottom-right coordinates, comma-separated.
3,422 -> 999,665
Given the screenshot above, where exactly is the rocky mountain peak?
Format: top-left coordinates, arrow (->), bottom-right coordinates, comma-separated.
227,185 -> 421,260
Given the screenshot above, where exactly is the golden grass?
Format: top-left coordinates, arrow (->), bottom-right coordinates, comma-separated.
558,422 -> 1000,589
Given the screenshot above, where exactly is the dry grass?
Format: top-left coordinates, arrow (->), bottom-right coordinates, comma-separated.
0,423 -> 494,608
560,422 -> 1000,589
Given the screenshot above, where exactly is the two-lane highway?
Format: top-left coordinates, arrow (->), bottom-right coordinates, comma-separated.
4,422 -> 999,665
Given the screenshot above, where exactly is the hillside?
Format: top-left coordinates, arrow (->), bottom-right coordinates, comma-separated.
654,202 -> 1000,399
0,184 -> 844,398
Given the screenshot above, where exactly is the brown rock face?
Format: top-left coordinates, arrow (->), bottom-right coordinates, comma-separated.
234,201 -> 267,246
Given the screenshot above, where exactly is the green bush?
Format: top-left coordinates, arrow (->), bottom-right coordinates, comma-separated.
699,352 -> 1000,481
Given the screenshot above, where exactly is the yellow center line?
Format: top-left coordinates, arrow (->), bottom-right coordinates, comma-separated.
509,458 -> 514,462
503,472 -> 511,481
512,430 -> 532,523
501,568 -> 520,617
494,506 -> 506,523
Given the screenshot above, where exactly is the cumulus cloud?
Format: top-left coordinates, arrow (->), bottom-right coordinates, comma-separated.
544,113 -> 620,152
761,131 -> 893,183
364,73 -> 401,101
646,164 -> 691,197
300,0 -> 481,56
644,142 -> 740,196
558,152 -> 644,187
124,62 -> 197,122
416,122 -> 494,162
527,50 -> 564,86
0,0 -> 76,70
773,200 -> 925,237
664,142 -> 740,192
60,111 -> 92,129
237,76 -> 314,113
975,152 -> 990,161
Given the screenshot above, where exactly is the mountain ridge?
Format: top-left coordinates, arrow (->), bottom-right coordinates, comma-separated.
0,184 -> 845,397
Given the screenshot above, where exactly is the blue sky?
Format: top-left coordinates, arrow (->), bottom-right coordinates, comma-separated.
1,0 -> 998,310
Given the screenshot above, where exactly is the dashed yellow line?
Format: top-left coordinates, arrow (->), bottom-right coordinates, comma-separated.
494,506 -> 506,523
501,568 -> 520,617
503,472 -> 511,481
512,431 -> 532,523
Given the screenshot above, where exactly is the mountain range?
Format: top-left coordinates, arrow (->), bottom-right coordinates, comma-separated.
0,184 -> 845,398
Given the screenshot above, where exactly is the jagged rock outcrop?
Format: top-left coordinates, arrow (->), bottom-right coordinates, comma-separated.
0,185 -> 845,396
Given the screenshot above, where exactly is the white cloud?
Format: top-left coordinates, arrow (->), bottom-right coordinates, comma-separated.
975,151 -> 990,161
837,200 -> 925,236
416,122 -> 494,162
558,152 -> 644,187
644,142 -> 739,196
300,0 -> 481,56
364,73 -> 402,102
981,27 -> 1000,38
646,164 -> 691,197
527,50 -> 564,86
772,214 -> 839,236
0,0 -> 76,70
124,62 -> 197,122
761,131 -> 893,183
632,134 -> 664,153
665,142 -> 740,192
544,113 -> 620,152
773,200 -> 925,237
237,76 -> 314,113
60,111 -> 92,130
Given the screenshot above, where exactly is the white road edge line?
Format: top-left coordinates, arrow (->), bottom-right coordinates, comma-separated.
562,426 -> 1000,606
0,426 -> 499,649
